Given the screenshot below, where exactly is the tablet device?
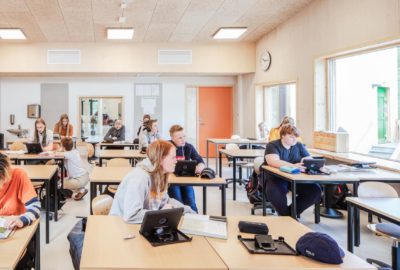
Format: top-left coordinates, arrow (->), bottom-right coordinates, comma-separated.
174,160 -> 197,177
25,142 -> 43,154
303,158 -> 325,172
139,208 -> 191,246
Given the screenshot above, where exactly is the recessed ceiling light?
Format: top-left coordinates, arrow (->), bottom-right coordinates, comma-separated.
0,29 -> 26,40
212,27 -> 247,39
107,28 -> 134,40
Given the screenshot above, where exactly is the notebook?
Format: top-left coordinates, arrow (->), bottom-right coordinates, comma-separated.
180,214 -> 227,239
0,218 -> 12,239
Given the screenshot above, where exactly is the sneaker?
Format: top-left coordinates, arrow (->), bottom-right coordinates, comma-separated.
73,188 -> 88,201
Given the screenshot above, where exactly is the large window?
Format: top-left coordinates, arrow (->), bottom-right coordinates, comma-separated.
256,83 -> 296,134
328,46 -> 400,160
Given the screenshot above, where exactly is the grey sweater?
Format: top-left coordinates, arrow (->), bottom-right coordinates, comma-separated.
109,158 -> 195,223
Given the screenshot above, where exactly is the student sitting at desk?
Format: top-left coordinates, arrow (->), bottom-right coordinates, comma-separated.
139,119 -> 161,150
268,116 -> 303,142
53,113 -> 73,138
109,140 -> 195,223
103,119 -> 125,142
265,124 -> 321,216
30,118 -> 53,151
168,125 -> 205,212
137,114 -> 151,137
0,154 -> 40,268
59,137 -> 89,200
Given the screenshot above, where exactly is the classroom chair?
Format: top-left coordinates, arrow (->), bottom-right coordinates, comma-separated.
91,194 -> 113,215
225,143 -> 249,186
105,158 -> 130,195
358,182 -> 398,223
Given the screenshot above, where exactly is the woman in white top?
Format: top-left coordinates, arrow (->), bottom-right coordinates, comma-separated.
59,137 -> 89,200
139,119 -> 161,150
110,140 -> 195,223
30,118 -> 53,151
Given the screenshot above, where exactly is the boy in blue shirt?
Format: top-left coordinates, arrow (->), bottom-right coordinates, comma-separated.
168,125 -> 205,212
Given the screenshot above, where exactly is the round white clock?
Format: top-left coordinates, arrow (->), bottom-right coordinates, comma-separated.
261,51 -> 271,71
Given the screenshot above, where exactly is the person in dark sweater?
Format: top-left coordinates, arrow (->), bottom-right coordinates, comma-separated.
264,124 -> 321,216
103,119 -> 125,142
168,125 -> 205,212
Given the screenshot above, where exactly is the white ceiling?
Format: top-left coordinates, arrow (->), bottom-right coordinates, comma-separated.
0,0 -> 314,43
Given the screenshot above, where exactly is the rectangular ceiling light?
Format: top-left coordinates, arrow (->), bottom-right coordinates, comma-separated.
107,28 -> 134,40
0,29 -> 26,40
212,27 -> 247,39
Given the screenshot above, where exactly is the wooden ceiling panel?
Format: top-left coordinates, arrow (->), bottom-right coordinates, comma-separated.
0,0 -> 29,12
92,0 -> 121,24
0,12 -> 46,42
144,23 -> 176,42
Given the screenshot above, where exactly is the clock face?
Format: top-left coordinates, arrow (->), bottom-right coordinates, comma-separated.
261,51 -> 271,71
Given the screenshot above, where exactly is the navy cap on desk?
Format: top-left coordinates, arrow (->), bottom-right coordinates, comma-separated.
296,232 -> 345,264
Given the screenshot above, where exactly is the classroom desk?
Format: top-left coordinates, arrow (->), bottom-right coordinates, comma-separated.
206,216 -> 375,270
168,174 -> 227,216
89,167 -> 227,216
206,138 -> 268,173
80,215 -> 227,270
219,149 -> 265,200
89,166 -> 133,214
14,165 -> 58,244
347,197 -> 400,253
98,149 -> 146,167
0,220 -> 40,270
99,142 -> 138,150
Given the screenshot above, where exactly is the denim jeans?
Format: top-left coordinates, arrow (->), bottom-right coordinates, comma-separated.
168,185 -> 198,213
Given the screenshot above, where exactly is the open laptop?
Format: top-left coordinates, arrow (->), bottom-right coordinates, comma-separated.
174,160 -> 197,177
303,158 -> 326,174
25,142 -> 43,154
139,208 -> 191,246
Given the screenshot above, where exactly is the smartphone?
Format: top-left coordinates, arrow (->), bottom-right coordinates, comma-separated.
255,235 -> 277,251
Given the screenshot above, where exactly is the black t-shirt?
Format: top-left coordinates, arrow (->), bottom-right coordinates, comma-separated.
265,139 -> 310,164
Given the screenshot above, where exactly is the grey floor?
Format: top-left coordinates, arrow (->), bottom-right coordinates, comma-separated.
38,158 -> 391,270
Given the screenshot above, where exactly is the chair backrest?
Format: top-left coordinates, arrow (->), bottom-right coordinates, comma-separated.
76,141 -> 94,158
253,157 -> 265,175
358,182 -> 399,198
226,143 -> 240,151
9,142 -> 26,151
230,134 -> 241,140
92,195 -> 113,215
107,158 -> 131,167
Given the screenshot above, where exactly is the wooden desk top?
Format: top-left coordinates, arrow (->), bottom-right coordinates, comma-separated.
0,220 -> 39,270
206,216 -> 374,270
219,149 -> 265,158
89,167 -> 132,183
100,142 -> 137,146
99,150 -> 146,159
14,153 -> 64,160
347,197 -> 400,223
310,148 -> 400,173
208,138 -> 268,144
263,165 -> 400,183
168,174 -> 226,185
80,215 -> 227,270
14,165 -> 58,180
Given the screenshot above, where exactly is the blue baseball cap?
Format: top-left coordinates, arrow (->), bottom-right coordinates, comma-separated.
296,232 -> 345,264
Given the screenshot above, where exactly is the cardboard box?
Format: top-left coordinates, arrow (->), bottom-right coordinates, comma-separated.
313,131 -> 349,152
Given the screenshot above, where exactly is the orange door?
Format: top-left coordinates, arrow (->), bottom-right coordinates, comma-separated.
199,87 -> 233,157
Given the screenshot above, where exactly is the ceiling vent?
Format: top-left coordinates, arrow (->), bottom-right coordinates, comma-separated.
47,49 -> 81,64
158,50 -> 192,65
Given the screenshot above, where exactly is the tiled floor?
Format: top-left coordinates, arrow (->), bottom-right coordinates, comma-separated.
38,158 -> 391,270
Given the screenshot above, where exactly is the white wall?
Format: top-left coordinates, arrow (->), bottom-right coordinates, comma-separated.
0,76 -> 236,143
248,0 -> 400,146
0,80 -> 41,142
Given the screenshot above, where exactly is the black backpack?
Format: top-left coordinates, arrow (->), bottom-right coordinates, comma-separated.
245,171 -> 263,204
38,179 -> 70,212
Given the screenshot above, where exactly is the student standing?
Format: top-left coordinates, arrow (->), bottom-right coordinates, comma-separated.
59,137 -> 89,200
110,140 -> 195,223
30,118 -> 53,151
53,114 -> 73,138
168,125 -> 204,212
264,124 -> 321,216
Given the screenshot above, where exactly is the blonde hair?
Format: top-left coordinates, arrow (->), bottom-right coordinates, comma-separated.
147,140 -> 175,195
34,118 -> 48,146
278,116 -> 295,128
169,124 -> 183,137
